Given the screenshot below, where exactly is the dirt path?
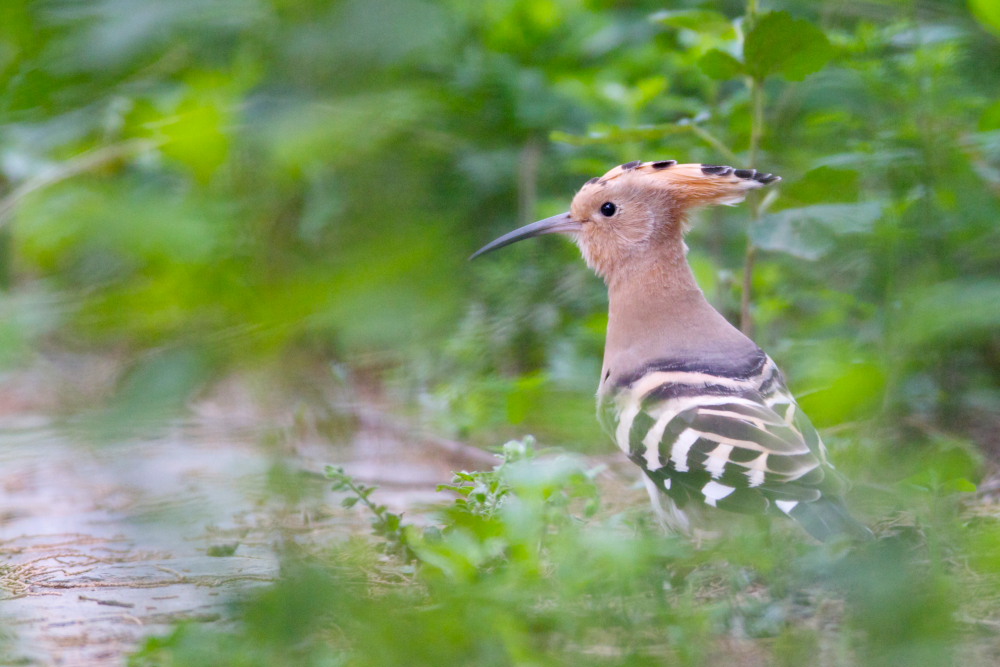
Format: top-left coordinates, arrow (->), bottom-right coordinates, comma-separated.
0,390 -> 494,666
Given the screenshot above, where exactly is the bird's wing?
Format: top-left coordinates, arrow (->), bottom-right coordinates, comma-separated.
599,357 -> 844,515
755,359 -> 836,469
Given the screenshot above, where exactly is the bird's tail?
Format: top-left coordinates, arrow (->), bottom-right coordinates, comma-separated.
642,475 -> 693,534
788,497 -> 874,543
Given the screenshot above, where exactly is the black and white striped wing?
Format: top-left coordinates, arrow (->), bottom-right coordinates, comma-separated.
757,361 -> 835,469
600,358 -> 844,515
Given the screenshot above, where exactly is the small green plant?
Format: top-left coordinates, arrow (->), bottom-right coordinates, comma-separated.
326,437 -> 602,574
435,437 -> 536,518
326,465 -> 415,562
205,543 -> 239,557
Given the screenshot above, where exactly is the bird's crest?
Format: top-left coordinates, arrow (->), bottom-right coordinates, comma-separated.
578,160 -> 780,209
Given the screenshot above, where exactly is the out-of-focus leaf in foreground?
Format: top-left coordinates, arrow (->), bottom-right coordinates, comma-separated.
970,0 -> 1000,37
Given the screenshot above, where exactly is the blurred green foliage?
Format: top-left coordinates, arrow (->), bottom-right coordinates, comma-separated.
2,0 -> 998,453
130,438 -> 990,666
3,0 -> 1000,663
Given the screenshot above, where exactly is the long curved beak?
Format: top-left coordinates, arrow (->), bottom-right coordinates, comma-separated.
469,212 -> 580,260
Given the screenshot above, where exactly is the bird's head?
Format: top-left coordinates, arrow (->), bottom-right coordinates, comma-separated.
471,160 -> 780,281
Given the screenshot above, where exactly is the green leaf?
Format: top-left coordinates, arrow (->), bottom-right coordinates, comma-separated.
436,484 -> 472,496
780,166 -> 859,205
945,478 -> 977,493
971,0 -> 1000,37
633,77 -> 669,109
797,361 -> 886,427
744,11 -> 833,81
898,280 -> 1000,348
903,443 -> 982,495
652,9 -> 732,34
698,49 -> 745,80
980,99 -> 1000,131
752,202 -> 883,260
341,496 -> 359,509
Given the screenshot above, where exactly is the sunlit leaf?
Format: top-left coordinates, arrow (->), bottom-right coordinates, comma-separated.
634,76 -> 668,108
946,478 -> 977,493
965,523 -> 1000,574
970,0 -> 1000,37
744,11 -> 833,81
980,99 -> 1000,131
798,361 -> 886,427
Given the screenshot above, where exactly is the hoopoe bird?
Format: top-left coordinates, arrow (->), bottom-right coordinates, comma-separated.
472,160 -> 872,542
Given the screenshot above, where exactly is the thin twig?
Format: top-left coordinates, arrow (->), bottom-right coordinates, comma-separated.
0,139 -> 160,227
740,0 -> 766,336
518,135 -> 541,226
690,125 -> 738,164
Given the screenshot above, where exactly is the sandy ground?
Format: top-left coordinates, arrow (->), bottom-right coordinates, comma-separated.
0,369 -> 497,666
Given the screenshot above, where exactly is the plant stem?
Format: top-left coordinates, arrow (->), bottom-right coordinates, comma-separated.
690,124 -> 738,164
333,470 -> 384,517
518,135 -> 541,226
741,79 -> 765,336
740,243 -> 757,335
741,0 -> 765,336
749,75 -> 764,169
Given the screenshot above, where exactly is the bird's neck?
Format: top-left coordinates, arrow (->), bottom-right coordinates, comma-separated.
600,243 -> 759,394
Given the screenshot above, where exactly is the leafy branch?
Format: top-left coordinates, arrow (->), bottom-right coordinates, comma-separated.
737,7 -> 833,334
556,6 -> 834,335
326,466 -> 415,562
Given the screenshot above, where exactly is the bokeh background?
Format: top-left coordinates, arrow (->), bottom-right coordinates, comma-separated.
3,0 -> 1000,665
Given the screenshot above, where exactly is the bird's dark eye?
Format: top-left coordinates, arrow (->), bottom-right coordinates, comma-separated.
600,202 -> 617,217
